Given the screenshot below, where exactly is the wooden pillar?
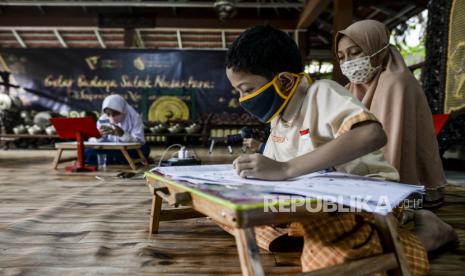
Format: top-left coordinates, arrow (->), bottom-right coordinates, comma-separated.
124,28 -> 136,48
295,30 -> 308,68
332,0 -> 352,85
295,0 -> 331,70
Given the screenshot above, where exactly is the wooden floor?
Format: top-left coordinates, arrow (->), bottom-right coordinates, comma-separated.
0,148 -> 464,275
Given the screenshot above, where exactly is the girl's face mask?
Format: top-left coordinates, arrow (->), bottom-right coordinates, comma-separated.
239,73 -> 311,123
340,44 -> 389,84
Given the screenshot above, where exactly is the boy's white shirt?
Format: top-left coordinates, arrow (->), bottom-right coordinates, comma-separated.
263,79 -> 400,181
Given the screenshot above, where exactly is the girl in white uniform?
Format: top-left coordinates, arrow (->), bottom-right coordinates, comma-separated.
85,94 -> 150,165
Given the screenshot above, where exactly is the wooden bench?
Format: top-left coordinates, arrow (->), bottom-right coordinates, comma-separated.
1,133 -> 59,150
53,141 -> 148,170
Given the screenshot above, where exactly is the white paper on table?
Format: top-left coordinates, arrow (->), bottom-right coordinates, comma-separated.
151,164 -> 424,214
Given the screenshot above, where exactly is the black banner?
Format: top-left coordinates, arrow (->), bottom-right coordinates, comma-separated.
0,48 -> 251,123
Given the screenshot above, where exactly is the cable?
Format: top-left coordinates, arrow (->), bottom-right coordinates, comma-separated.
157,143 -> 183,167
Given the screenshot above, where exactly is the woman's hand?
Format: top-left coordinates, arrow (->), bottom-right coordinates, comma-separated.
99,124 -> 124,137
232,153 -> 290,180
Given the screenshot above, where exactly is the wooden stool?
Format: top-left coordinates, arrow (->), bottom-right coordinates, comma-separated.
53,141 -> 148,170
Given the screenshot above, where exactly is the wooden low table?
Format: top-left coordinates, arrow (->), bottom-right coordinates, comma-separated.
145,172 -> 411,276
53,141 -> 148,170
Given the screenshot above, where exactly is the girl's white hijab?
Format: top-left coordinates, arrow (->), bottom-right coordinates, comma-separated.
100,94 -> 139,133
102,94 -> 128,114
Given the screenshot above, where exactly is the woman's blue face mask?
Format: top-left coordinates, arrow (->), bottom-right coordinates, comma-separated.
239,73 -> 310,123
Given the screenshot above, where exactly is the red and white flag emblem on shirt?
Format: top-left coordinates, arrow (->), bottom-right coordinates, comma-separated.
299,128 -> 310,140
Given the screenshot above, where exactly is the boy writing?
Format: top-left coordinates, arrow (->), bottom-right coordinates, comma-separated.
225,25 -> 456,274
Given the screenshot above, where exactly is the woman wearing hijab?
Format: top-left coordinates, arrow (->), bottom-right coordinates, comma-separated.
85,94 -> 150,165
336,20 -> 446,208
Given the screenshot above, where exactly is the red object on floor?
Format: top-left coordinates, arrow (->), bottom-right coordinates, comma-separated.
49,117 -> 101,172
432,114 -> 450,136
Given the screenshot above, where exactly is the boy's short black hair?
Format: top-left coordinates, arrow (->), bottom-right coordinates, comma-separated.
226,25 -> 302,80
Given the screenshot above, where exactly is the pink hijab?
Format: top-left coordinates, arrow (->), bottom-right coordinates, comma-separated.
336,20 -> 445,189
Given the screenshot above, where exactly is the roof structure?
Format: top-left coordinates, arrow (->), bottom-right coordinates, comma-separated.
0,0 -> 426,61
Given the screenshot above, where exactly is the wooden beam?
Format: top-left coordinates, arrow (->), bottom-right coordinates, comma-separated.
176,29 -> 182,49
0,1 -> 305,9
0,14 -> 297,30
308,49 -> 333,61
158,17 -> 297,29
317,34 -> 329,44
94,29 -> 106,48
0,15 -> 98,27
11,29 -> 26,48
221,30 -> 226,49
383,5 -> 417,26
36,5 -> 46,15
296,0 -> 331,29
135,29 -> 145,48
331,0 -> 352,85
316,18 -> 332,33
295,30 -> 308,66
53,29 -> 67,48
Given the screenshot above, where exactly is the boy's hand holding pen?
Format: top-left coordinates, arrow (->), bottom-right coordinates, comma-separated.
232,153 -> 289,181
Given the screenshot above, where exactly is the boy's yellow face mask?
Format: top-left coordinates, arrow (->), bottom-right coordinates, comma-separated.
239,72 -> 312,123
